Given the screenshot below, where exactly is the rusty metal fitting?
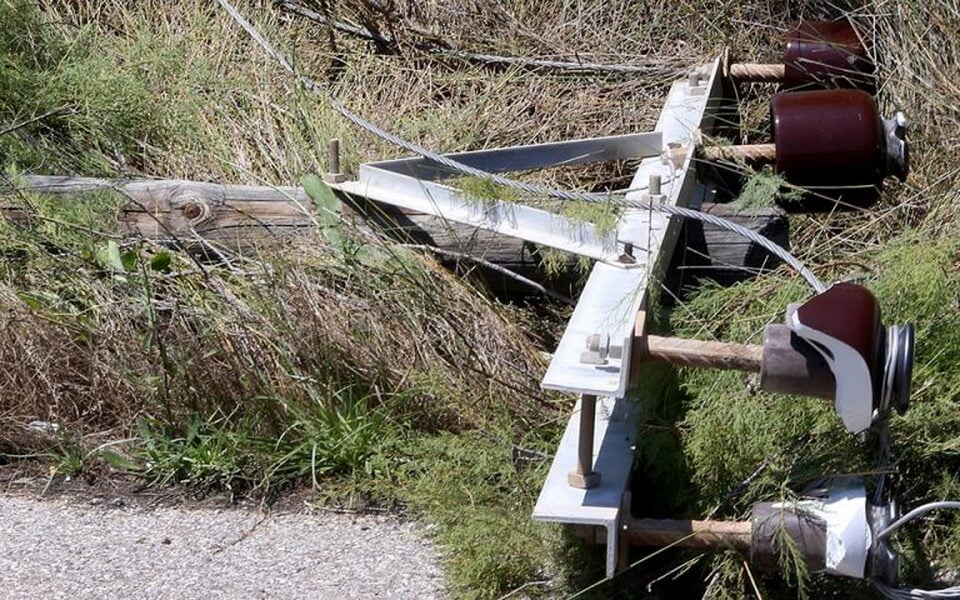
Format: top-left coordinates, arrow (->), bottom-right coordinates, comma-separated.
325,138 -> 348,184
567,394 -> 601,489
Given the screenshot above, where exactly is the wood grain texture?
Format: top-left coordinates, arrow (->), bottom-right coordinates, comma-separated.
4,176 -> 788,296
643,335 -> 764,372
627,517 -> 752,550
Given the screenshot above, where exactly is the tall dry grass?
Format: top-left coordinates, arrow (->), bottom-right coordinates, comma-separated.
3,0 -> 960,597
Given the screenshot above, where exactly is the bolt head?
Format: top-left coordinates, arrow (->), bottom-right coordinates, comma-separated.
586,334 -> 602,352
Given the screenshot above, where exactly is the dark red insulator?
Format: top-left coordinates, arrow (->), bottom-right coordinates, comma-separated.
784,20 -> 875,92
771,89 -> 884,209
794,282 -> 884,384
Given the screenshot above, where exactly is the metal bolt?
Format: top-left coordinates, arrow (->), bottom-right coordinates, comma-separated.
586,334 -> 600,352
325,138 -> 348,183
568,394 -> 601,489
329,138 -> 341,175
581,333 -> 610,364
642,173 -> 666,205
649,174 -> 661,196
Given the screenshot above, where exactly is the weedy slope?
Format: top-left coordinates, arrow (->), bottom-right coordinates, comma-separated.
1,0 -> 959,598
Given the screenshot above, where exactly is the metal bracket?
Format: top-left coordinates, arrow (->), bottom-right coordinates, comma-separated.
533,58 -> 725,579
330,132 -> 665,267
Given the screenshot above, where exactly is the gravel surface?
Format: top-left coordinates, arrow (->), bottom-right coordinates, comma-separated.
0,495 -> 445,599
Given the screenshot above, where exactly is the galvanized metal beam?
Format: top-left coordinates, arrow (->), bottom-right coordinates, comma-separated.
336,167 -> 628,264
541,63 -> 723,399
330,133 -> 664,266
533,60 -> 725,578
369,132 -> 664,180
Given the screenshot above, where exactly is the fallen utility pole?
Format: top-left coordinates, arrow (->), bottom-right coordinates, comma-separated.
2,175 -> 787,293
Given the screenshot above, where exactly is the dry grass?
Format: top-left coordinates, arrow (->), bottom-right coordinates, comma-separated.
3,0 -> 960,597
0,186 -> 557,446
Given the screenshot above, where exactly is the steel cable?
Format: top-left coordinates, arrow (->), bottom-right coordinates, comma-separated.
871,502 -> 960,598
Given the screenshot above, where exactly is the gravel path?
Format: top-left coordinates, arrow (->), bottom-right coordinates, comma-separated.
0,495 -> 445,599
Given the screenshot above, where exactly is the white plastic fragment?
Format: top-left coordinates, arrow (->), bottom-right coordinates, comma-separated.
821,482 -> 872,578
775,480 -> 871,579
788,308 -> 874,434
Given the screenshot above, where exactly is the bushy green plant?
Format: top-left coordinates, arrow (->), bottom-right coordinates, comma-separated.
664,212 -> 960,596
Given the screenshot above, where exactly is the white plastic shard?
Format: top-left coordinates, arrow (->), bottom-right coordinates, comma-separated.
534,59 -> 725,578
822,483 -> 871,578
787,309 -> 874,433
786,282 -> 881,434
774,479 -> 871,579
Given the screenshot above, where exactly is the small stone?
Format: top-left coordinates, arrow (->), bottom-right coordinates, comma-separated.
27,421 -> 59,434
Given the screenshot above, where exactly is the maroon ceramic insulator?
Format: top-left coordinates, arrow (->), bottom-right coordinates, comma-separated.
784,20 -> 875,91
771,89 -> 884,208
793,282 -> 886,396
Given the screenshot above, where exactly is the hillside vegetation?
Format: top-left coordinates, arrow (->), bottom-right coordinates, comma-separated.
1,1 -> 959,598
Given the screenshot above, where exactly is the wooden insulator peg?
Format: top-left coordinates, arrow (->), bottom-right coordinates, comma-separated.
701,143 -> 778,164
722,48 -> 787,84
625,503 -> 833,575
641,335 -> 764,372
728,62 -> 786,83
631,324 -> 834,401
721,22 -> 876,91
626,517 -> 753,551
666,142 -> 777,168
